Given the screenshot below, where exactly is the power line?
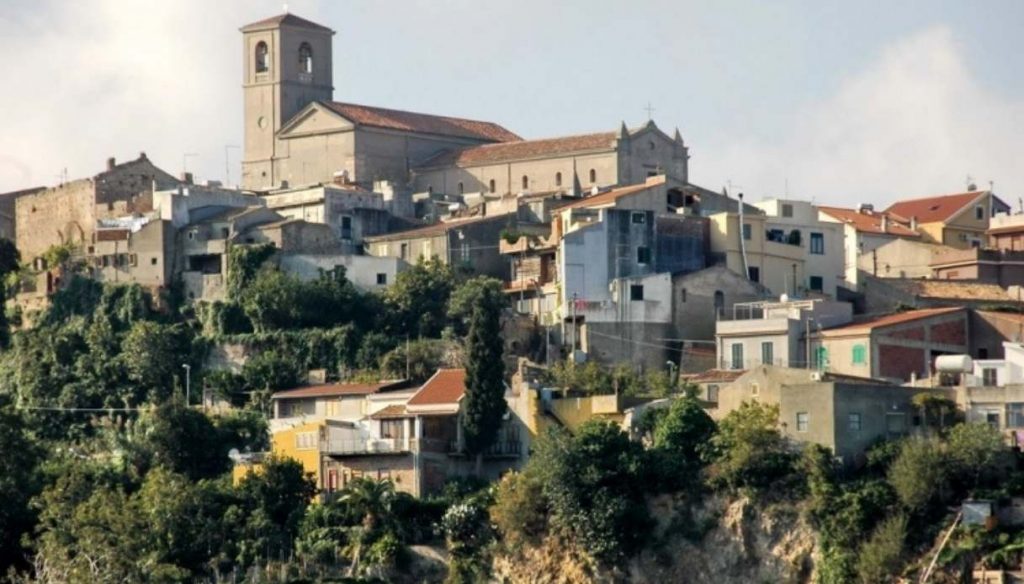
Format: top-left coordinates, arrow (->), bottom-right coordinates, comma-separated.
16,406 -> 147,413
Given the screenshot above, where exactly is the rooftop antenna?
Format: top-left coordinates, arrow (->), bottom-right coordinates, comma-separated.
644,102 -> 655,121
283,3 -> 289,13
966,174 -> 976,191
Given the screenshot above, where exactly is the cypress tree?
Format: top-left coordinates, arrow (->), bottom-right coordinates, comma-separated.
461,288 -> 506,474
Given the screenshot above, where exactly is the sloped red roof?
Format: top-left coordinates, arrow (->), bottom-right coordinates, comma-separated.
240,13 -> 334,33
818,206 -> 919,237
884,191 -> 987,224
322,102 -> 520,143
821,307 -> 963,336
272,381 -> 403,400
557,177 -> 665,211
370,404 -> 410,419
417,131 -> 618,168
407,369 -> 466,406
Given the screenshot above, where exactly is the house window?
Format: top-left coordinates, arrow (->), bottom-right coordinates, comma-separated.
399,243 -> 408,259
187,230 -> 196,240
730,343 -> 744,369
796,412 -> 809,432
460,243 -> 470,262
978,348 -> 989,359
298,42 -> 313,74
680,288 -> 687,302
748,266 -> 760,282
761,341 -> 774,366
742,223 -> 752,240
852,344 -> 866,365
636,246 -> 651,264
983,368 -> 998,386
810,232 -> 825,254
781,203 -> 794,218
848,413 -> 862,431
631,212 -> 646,224
255,41 -> 269,73
555,172 -> 563,187
341,216 -> 353,240
986,411 -> 1000,429
815,346 -> 829,370
151,257 -> 158,266
380,419 -> 404,439
376,273 -> 387,285
714,290 -> 724,312
1007,403 -> 1024,428
707,384 -> 719,402
489,179 -> 496,193
809,276 -> 823,292
976,205 -> 984,220
750,382 -> 759,396
458,182 -> 464,194
522,175 -> 529,190
589,169 -> 597,184
630,284 -> 644,301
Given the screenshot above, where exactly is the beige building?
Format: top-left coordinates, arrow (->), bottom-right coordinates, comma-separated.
884,189 -> 1008,249
856,238 -> 949,279
818,204 -> 921,288
86,218 -> 176,292
411,121 -> 689,197
14,154 -> 178,261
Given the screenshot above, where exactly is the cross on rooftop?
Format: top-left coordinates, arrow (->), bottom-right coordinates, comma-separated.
644,102 -> 655,120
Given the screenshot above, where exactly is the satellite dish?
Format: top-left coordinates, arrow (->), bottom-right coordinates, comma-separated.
228,448 -> 241,462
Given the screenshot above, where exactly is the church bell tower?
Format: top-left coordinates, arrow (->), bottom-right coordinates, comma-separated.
240,13 -> 334,190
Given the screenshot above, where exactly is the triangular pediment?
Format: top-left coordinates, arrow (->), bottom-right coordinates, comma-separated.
278,103 -> 355,139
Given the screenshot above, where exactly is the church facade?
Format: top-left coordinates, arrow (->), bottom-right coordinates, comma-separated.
240,13 -> 690,197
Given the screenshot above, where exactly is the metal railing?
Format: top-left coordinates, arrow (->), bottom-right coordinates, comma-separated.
320,438 -> 408,455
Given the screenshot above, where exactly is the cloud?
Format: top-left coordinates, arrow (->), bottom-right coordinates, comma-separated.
694,26 -> 1024,207
0,0 -> 322,192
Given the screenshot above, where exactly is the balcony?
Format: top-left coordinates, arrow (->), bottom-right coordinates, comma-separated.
447,439 -> 522,459
321,437 -> 410,456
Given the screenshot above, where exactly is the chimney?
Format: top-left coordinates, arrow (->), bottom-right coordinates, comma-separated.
857,203 -> 874,214
138,151 -> 147,161
180,172 -> 194,185
910,215 -> 918,230
880,215 -> 888,232
106,157 -> 116,171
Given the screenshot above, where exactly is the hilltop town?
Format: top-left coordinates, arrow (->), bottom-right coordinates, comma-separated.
3,11 -> 1024,584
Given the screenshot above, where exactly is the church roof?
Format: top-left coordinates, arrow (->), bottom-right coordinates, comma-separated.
321,102 -> 520,143
415,130 -> 620,169
240,13 -> 334,33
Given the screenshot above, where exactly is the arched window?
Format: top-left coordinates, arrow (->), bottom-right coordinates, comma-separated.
555,172 -> 563,187
298,42 -> 313,74
489,179 -> 496,193
458,182 -> 464,194
713,290 -> 724,313
589,169 -> 597,184
255,41 -> 269,73
522,175 -> 529,190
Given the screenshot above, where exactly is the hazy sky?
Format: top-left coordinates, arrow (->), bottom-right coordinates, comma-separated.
1,0 -> 1022,207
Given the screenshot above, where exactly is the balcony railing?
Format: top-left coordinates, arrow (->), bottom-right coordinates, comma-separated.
447,439 -> 522,458
321,438 -> 409,455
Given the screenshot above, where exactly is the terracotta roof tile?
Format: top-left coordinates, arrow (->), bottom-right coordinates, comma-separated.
818,206 -> 920,237
272,381 -> 403,400
322,102 -> 520,143
884,191 -> 987,224
240,13 -> 334,33
407,369 -> 466,407
821,307 -> 964,336
364,212 -> 510,243
557,177 -> 665,211
370,404 -> 410,419
417,131 -> 618,168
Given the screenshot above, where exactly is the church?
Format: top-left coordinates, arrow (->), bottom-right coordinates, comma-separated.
240,13 -> 693,199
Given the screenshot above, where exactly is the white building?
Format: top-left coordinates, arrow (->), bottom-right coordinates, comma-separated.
715,298 -> 853,370
817,204 -> 921,288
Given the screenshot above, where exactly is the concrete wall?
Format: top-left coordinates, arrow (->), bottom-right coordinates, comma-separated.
87,219 -> 175,290
672,265 -> 768,341
857,238 -> 948,279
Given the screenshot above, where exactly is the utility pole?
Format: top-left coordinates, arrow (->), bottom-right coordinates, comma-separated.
805,317 -> 813,370
224,145 -> 239,187
182,364 -> 192,406
570,292 -> 578,363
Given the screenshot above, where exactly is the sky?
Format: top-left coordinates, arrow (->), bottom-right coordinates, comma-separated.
1,0 -> 1022,207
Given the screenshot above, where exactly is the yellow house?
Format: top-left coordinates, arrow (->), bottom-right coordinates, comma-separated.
885,190 -> 1007,249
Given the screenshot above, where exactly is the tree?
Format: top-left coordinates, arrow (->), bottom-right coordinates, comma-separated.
888,436 -> 947,512
121,320 -> 187,403
0,237 -> 20,348
448,276 -> 507,336
947,422 -> 1008,490
235,455 -> 317,566
142,401 -> 232,480
709,401 -> 797,494
0,394 -> 42,576
336,477 -> 397,576
536,422 -> 651,564
384,257 -> 456,338
461,282 -> 506,474
648,396 -> 717,490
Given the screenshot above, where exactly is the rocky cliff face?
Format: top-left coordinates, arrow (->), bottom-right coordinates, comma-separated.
493,494 -> 819,584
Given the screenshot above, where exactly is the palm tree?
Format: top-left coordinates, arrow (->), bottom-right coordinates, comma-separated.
337,477 -> 395,576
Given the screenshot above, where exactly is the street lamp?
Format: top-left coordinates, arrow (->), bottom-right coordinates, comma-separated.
182,364 -> 192,406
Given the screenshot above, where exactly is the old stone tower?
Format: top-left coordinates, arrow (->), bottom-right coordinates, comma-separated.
241,14 -> 335,190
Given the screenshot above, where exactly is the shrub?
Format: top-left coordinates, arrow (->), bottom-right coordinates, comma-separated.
708,401 -> 797,494
856,514 -> 907,583
888,437 -> 947,512
490,470 -> 548,548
